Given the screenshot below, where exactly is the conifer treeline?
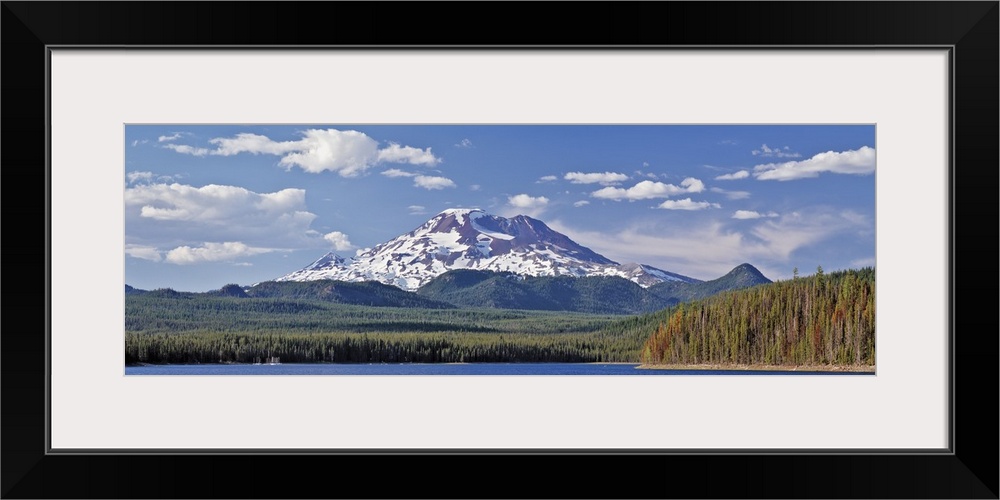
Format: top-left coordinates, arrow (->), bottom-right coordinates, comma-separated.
640,267 -> 875,366
125,331 -> 637,364
125,297 -> 641,364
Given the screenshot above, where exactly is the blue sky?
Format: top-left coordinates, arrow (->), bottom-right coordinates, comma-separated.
125,125 -> 876,292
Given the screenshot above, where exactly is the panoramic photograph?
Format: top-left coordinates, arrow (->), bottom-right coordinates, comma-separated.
124,124 -> 876,375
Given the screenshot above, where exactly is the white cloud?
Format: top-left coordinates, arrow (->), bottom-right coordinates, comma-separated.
752,144 -> 801,158
382,168 -> 417,178
714,170 -> 750,180
126,183 -> 311,223
537,175 -> 558,182
719,139 -> 738,146
323,231 -> 354,251
131,139 -> 148,147
710,187 -> 751,200
413,175 -> 456,190
656,198 -> 720,210
455,138 -> 473,148
166,129 -> 441,178
125,244 -> 162,262
208,132 -> 300,156
164,242 -> 271,265
732,210 -> 779,219
753,146 -> 875,181
163,144 -> 210,157
273,130 -> 379,176
469,185 -> 481,191
508,193 -> 549,209
384,169 -> 455,190
573,200 -> 590,207
564,171 -> 629,185
408,205 -> 427,215
376,143 -> 441,166
158,133 -> 184,142
504,194 -> 549,218
125,182 -> 323,255
591,178 -> 705,200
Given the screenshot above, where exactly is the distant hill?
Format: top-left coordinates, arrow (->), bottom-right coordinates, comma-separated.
126,280 -> 455,309
415,270 -> 663,314
246,280 -> 455,309
647,263 -> 772,304
415,263 -> 772,314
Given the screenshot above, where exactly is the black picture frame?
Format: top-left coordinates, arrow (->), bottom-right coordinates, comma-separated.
3,2 -> 996,498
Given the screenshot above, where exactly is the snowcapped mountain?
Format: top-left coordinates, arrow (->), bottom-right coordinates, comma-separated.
275,208 -> 701,291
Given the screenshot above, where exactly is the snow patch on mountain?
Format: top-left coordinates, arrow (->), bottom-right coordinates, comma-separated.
275,208 -> 700,290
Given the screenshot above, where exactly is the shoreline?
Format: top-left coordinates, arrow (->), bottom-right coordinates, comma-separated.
637,363 -> 875,373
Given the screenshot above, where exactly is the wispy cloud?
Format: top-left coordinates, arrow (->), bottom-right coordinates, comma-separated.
573,200 -> 590,208
126,171 -> 155,185
163,144 -> 210,157
408,205 -> 428,215
718,139 -> 738,146
850,257 -> 876,268
537,175 -> 558,182
655,198 -> 720,210
753,146 -> 875,181
752,144 -> 801,158
131,139 -> 149,147
454,138 -> 473,148
381,168 -> 417,178
591,178 -> 705,201
732,210 -> 779,220
158,133 -> 185,142
124,244 -> 162,262
564,171 -> 629,185
714,170 -> 750,181
709,187 -> 751,200
548,207 -> 869,281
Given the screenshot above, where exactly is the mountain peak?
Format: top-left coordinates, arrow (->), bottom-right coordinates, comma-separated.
276,209 -> 700,290
729,263 -> 766,277
436,207 -> 484,217
720,263 -> 771,287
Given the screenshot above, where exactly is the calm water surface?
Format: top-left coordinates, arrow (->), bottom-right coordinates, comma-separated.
125,363 -> 872,376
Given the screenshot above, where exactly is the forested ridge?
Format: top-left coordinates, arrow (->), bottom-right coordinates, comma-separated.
415,265 -> 771,314
640,267 -> 875,367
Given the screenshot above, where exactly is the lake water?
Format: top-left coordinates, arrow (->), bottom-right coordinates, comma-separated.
125,363 -> 873,376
